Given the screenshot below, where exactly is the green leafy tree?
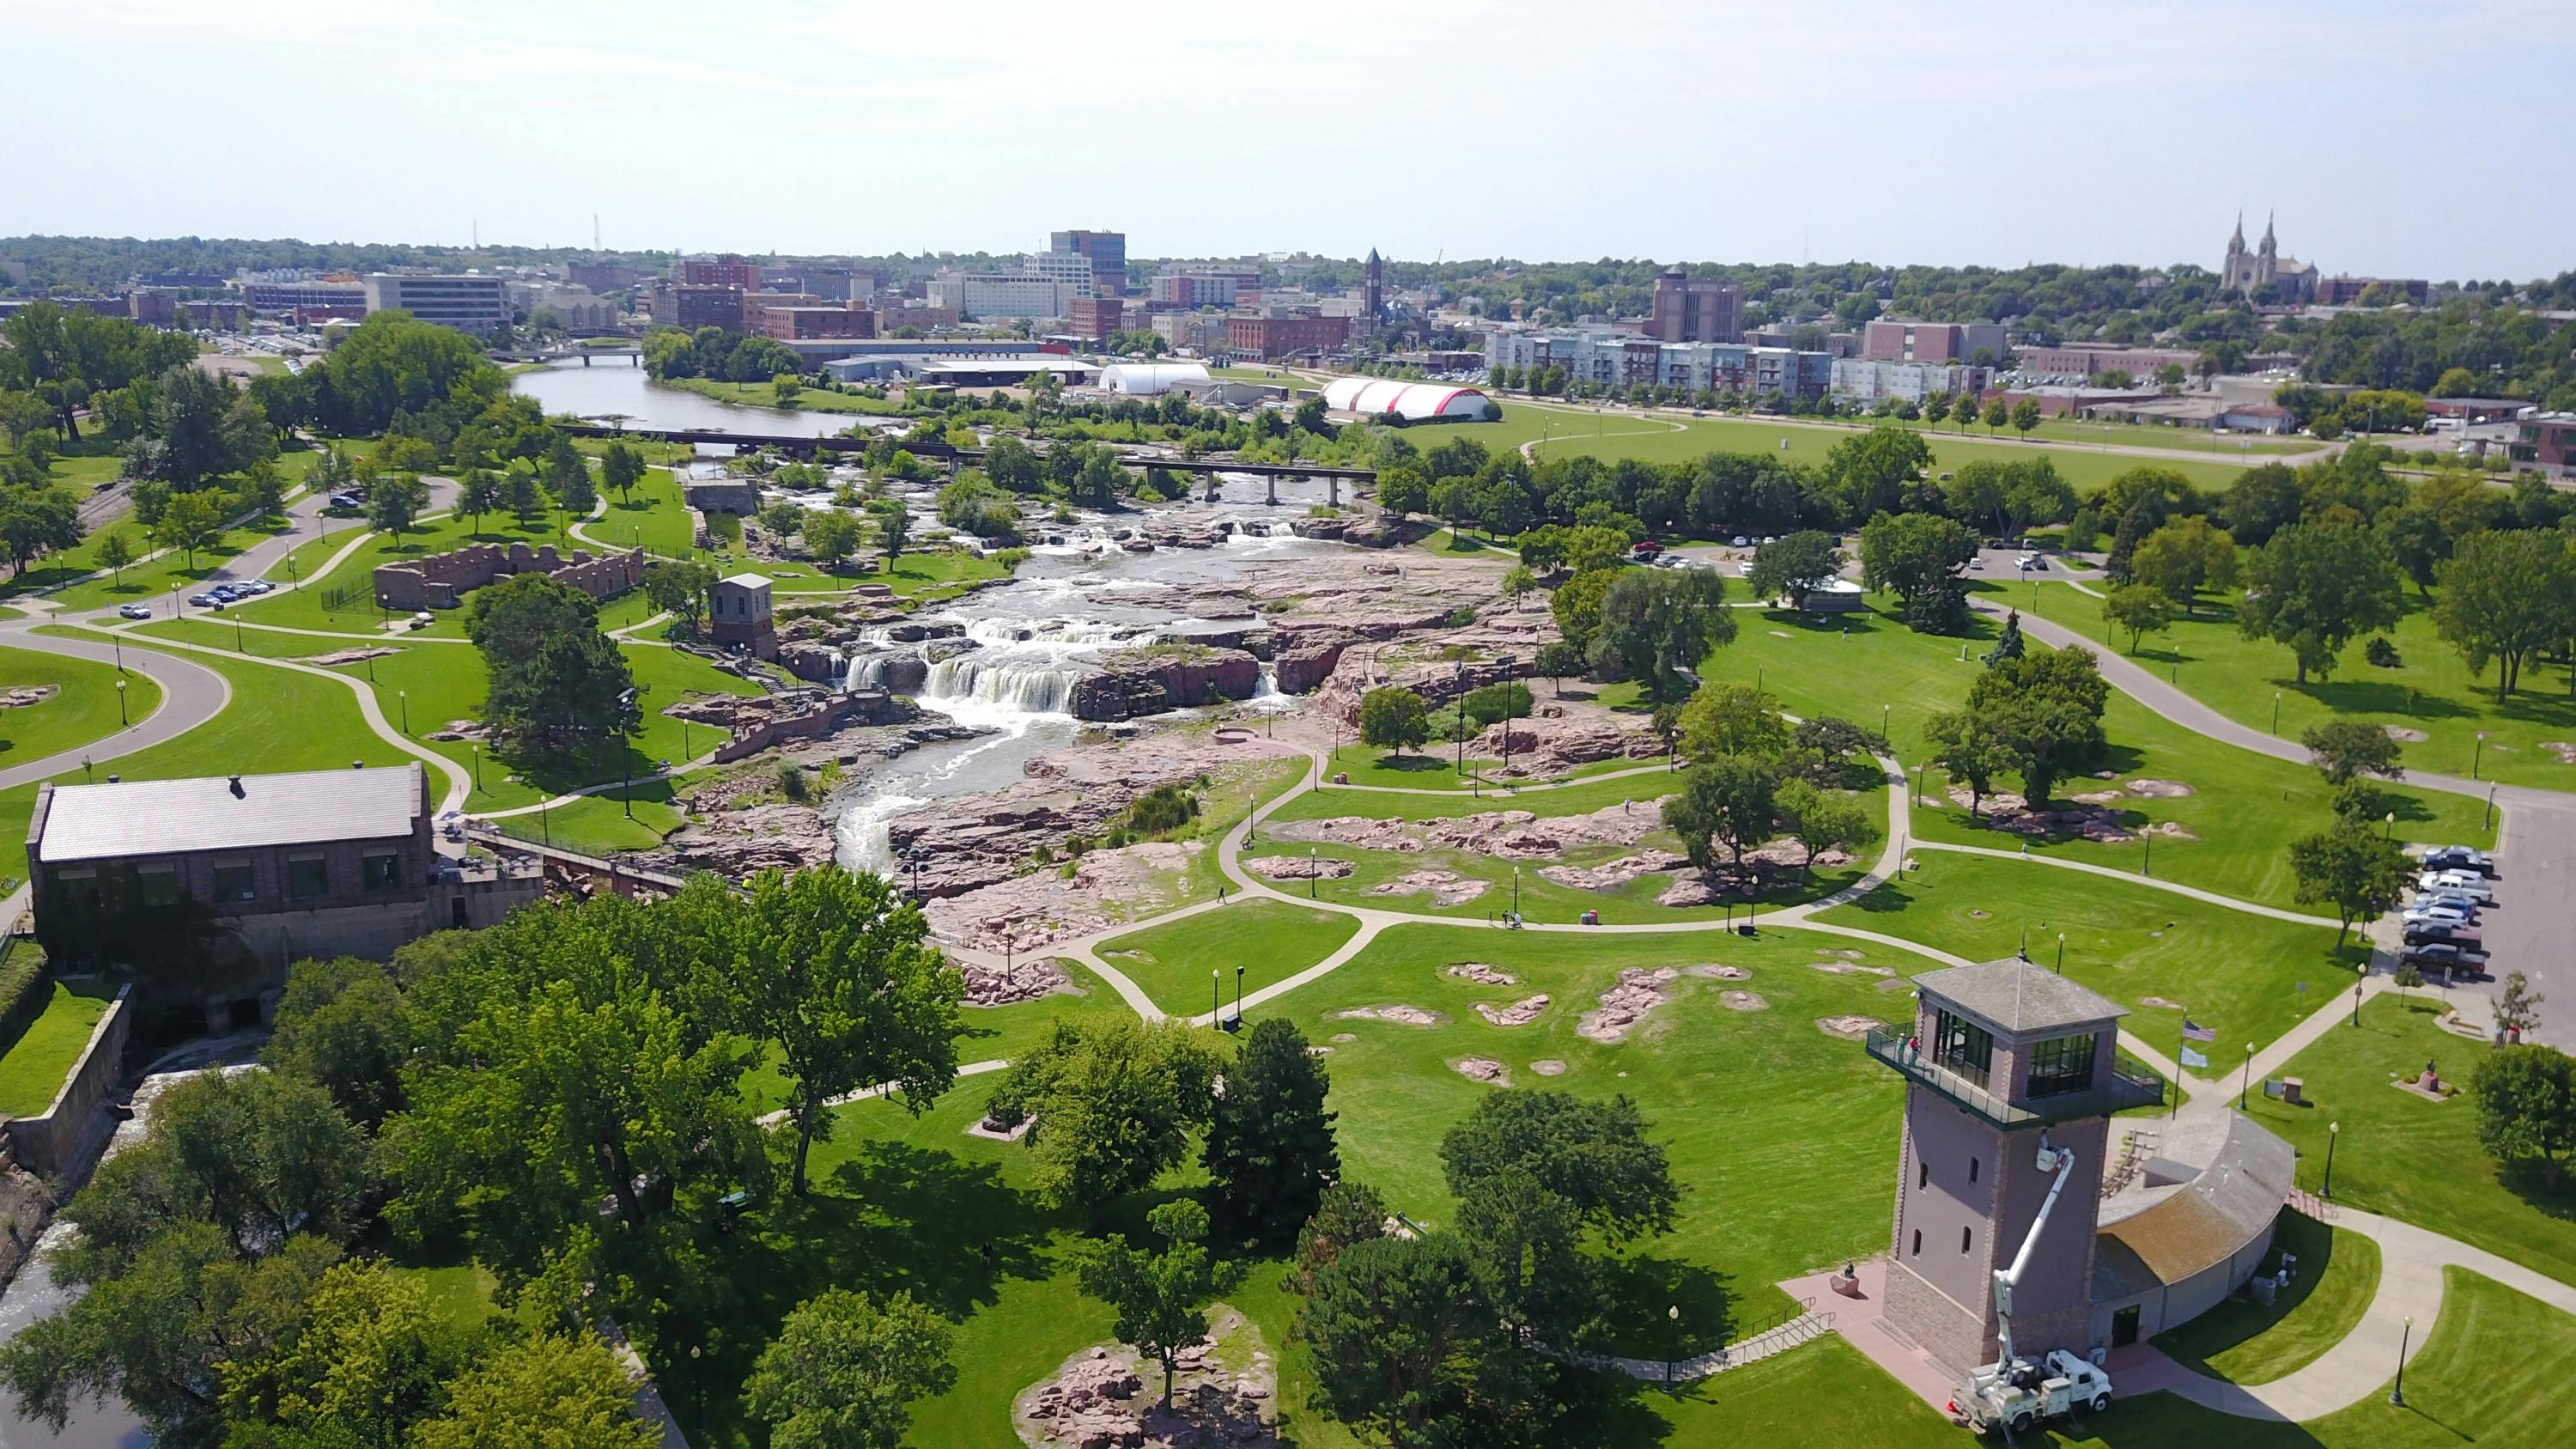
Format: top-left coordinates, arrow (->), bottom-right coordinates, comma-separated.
0,484 -> 83,577
1923,708 -> 2015,817
803,508 -> 865,569
2010,398 -> 2042,437
1532,639 -> 1585,696
2101,582 -> 2175,653
1299,1233 -> 1500,1447
2239,520 -> 2403,683
2471,1044 -> 2576,1191
2433,528 -> 2573,701
151,488 -> 228,571
1358,686 -> 1432,755
1077,1199 -> 1216,1407
2301,720 -> 2405,784
1500,563 -> 1535,610
1858,510 -> 1978,631
122,363 -> 271,491
1952,391 -> 1983,428
1960,646 -> 2110,805
92,525 -> 135,584
598,441 -> 647,502
262,955 -> 417,1129
1547,568 -> 1616,652
2287,819 -> 2414,943
1676,680 -> 1790,762
745,1288 -> 957,1449
1981,398 -> 2008,435
730,868 -> 962,1194
981,1017 -> 1220,1225
1774,778 -> 1874,876
1746,530 -> 1845,607
464,573 -> 641,760
1376,462 -> 1430,516
1662,752 -> 1780,874
504,467 -> 544,528
411,1332 -> 657,1449
935,472 -> 1019,541
237,457 -> 288,521
642,558 -> 716,633
367,472 -> 430,545
1822,425 -> 1934,520
869,500 -> 912,559
1206,1018 -> 1340,1249
1589,565 -> 1735,702
2128,516 -> 2239,613
455,468 -> 502,535
1293,1181 -> 1388,1294
216,1258 -> 469,1443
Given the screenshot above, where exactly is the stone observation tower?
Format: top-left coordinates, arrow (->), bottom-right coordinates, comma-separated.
1864,959 -> 2161,1373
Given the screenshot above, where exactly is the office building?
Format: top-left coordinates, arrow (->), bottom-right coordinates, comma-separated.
1152,311 -> 1233,354
1862,320 -> 2008,364
683,253 -> 762,290
757,305 -> 874,341
1068,295 -> 1127,341
360,273 -> 511,338
1226,312 -> 1350,361
1151,271 -> 1251,307
1646,267 -> 1741,344
1049,229 -> 1127,296
2511,414 -> 2576,475
2013,344 -> 2199,382
1832,358 -> 1991,406
1484,325 -> 1832,399
244,281 -> 367,314
927,271 -> 1070,320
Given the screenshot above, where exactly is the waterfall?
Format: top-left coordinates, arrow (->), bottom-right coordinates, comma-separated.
1254,664 -> 1280,699
923,654 -> 1087,714
842,652 -> 905,691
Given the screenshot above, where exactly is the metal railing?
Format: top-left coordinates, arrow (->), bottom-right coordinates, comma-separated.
1864,1028 -> 2163,1129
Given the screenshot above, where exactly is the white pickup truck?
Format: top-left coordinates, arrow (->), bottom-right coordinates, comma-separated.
1953,1349 -> 2113,1434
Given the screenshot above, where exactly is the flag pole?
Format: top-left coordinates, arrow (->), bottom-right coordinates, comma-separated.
2172,1021 -> 2183,1119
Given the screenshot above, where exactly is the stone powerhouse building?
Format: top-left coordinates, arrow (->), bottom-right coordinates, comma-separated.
374,541 -> 646,611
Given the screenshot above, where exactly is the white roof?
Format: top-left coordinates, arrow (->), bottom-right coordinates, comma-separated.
1098,362 -> 1211,394
719,572 -> 774,590
1321,377 -> 1492,420
37,764 -> 424,864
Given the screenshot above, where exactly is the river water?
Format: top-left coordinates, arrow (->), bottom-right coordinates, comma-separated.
510,365 -> 1341,873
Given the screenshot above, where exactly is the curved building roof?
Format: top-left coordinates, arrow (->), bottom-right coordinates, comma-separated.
2093,1110 -> 2295,1298
1321,376 -> 1493,421
1097,362 -> 1211,395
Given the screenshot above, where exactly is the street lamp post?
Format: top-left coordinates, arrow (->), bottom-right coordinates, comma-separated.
2384,810 -> 2395,840
1234,965 -> 1245,1030
2143,825 -> 2153,877
2324,1121 -> 2341,1197
618,686 -> 638,819
2473,732 -> 2487,779
2239,1043 -> 2255,1110
2271,691 -> 2281,735
398,689 -> 410,734
471,743 -> 482,792
1212,968 -> 1220,1026
2055,932 -> 2066,974
2390,1315 -> 2413,1406
2486,783 -> 2498,830
1666,1305 -> 1680,1389
116,679 -> 128,726
2352,980 -> 2364,1028
1498,654 -> 1518,777
1454,661 -> 1467,780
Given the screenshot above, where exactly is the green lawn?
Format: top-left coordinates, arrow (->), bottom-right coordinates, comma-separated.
0,977 -> 116,1115
1268,758 -> 1697,825
2042,581 -> 2576,792
2239,996 -> 2576,1287
586,465 -> 700,559
223,508 -> 590,640
2150,1209 -> 2380,1384
1095,899 -> 1361,1017
28,445 -> 372,607
0,644 -> 162,765
1323,743 -> 1498,789
1815,851 -> 2368,1058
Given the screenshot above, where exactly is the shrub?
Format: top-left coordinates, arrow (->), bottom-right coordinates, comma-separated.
1461,680 -> 1534,727
1442,605 -> 1479,628
2365,636 -> 2402,668
775,763 -> 810,802
1121,782 -> 1202,837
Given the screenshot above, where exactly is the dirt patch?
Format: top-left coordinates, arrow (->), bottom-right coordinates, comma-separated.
297,646 -> 400,667
2542,742 -> 2576,764
1808,959 -> 1893,977
1014,1305 -> 1279,1449
1722,991 -> 1770,1012
1334,1004 -> 1447,1026
1330,1032 -> 1356,1044
962,959 -> 1078,1007
1446,963 -> 1518,986
2124,778 -> 2196,798
1366,869 -> 1489,906
927,841 -> 1201,953
1816,1015 -> 1886,1040
1580,966 -> 1684,1044
1453,1056 -> 1511,1085
2385,727 -> 2431,743
1967,909 -> 1990,919
1474,994 -> 1551,1027
1244,853 -> 1354,881
1530,1058 -> 1568,1076
2140,996 -> 2187,1011
1540,850 -> 1690,892
1874,977 -> 1914,992
1265,816 -> 1419,851
1768,630 -> 1794,639
1686,964 -> 1751,981
0,685 -> 60,709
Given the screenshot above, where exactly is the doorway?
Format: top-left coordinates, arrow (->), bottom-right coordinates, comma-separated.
2111,1304 -> 2142,1348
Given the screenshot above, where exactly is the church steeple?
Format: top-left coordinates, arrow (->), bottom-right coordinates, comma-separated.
2230,211 -> 2245,248
2259,211 -> 2276,257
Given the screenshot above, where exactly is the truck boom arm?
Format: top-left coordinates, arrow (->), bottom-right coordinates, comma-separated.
1991,1138 -> 2076,1370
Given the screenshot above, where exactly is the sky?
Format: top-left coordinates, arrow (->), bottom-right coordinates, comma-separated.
11,0 -> 2573,280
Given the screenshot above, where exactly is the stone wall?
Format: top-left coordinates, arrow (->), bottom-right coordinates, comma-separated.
708,691 -> 899,764
3,985 -> 130,1177
375,542 -> 647,611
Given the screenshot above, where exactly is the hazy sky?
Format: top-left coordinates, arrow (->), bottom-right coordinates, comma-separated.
14,0 -> 2571,279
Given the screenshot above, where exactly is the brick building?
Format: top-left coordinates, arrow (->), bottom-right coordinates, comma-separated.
683,253 -> 762,289
1862,319 -> 2008,364
2512,413 -> 2576,475
666,284 -> 747,332
1227,312 -> 1349,361
1068,295 -> 1127,341
709,573 -> 778,660
1646,267 -> 1741,344
2013,344 -> 2200,381
757,305 -> 874,341
2314,276 -> 2430,306
374,542 -> 646,612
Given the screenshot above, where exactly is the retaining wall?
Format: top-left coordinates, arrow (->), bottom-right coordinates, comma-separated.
3,985 -> 131,1177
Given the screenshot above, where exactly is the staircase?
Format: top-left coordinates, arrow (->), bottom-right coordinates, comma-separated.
1548,1300 -> 1837,1385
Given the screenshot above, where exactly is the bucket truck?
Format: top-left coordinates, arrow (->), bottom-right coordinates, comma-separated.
1951,1136 -> 2114,1434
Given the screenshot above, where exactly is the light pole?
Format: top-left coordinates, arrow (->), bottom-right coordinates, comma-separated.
2323,1121 -> 2340,1197
398,688 -> 410,734
1880,702 -> 1890,744
1498,654 -> 1518,777
1309,847 -> 1317,899
115,679 -> 128,726
1234,965 -> 1245,1030
2486,783 -> 2497,830
2271,691 -> 2281,735
2384,810 -> 2395,840
1454,661 -> 1467,780
471,742 -> 482,793
2143,825 -> 2153,877
2055,932 -> 2065,975
1212,968 -> 1220,1025
112,634 -> 123,673
1666,1305 -> 1680,1389
2473,731 -> 2487,779
2390,1314 -> 2412,1405
2352,980 -> 2364,1028
2239,1043 -> 2255,1111
618,686 -> 639,819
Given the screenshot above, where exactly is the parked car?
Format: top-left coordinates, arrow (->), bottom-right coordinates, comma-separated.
2403,903 -> 2476,929
2421,845 -> 2493,876
328,492 -> 362,508
186,593 -> 219,607
117,603 -> 153,620
1730,535 -> 1750,547
2416,870 -> 2494,902
1968,556 -> 1986,569
2403,922 -> 2482,948
2402,942 -> 2487,975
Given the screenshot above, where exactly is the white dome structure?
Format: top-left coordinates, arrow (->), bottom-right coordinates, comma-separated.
1321,376 -> 1496,422
1098,362 -> 1212,396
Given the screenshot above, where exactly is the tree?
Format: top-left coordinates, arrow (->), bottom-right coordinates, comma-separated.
1376,462 -> 1429,516
1961,646 -> 2110,805
1662,752 -> 1780,874
2301,720 -> 2404,784
2287,820 -> 2414,943
464,572 -> 641,761
731,868 -> 961,1194
1442,1090 -> 1678,1247
2494,969 -> 2544,1038
934,472 -> 1019,541
642,558 -> 715,633
1953,391 -> 1983,428
1746,530 -> 1844,608
1358,686 -> 1432,755
122,363 -> 270,492
2471,1045 -> 2576,1191
1500,563 -> 1535,610
2239,520 -> 2403,683
411,1332 -> 657,1449
2128,516 -> 2239,613
1774,778 -> 1874,877
1293,1181 -> 1388,1294
2433,529 -> 2573,701
505,467 -> 544,528
454,468 -> 502,535
367,472 -> 430,545
1675,680 -> 1790,762
1822,426 -> 1934,520
1532,640 -> 1585,696
1299,1234 -> 1498,1446
745,1288 -> 957,1449
0,484 -> 83,577
93,526 -> 134,584
216,1258 -> 469,1444
803,508 -> 865,569
982,1017 -> 1219,1224
1981,398 -> 2009,435
1923,709 -> 2014,816
237,457 -> 288,521
2101,583 -> 2175,653
869,500 -> 912,559
1858,510 -> 1978,631
1078,1199 -> 1215,1407
599,441 -> 647,502
1206,1018 -> 1340,1249
1546,568 -> 1616,653
262,955 -> 416,1129
152,488 -> 228,572
2010,399 -> 2042,437
555,457 -> 598,518
540,435 -> 588,499
1589,566 -> 1735,702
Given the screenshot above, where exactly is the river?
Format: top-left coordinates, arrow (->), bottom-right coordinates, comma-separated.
509,365 -> 1346,874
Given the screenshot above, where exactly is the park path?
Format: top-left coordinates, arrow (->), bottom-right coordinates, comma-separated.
0,612 -> 233,791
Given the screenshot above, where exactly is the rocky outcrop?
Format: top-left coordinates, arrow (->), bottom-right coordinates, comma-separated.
1067,647 -> 1262,721
1273,640 -> 1346,694
659,802 -> 838,874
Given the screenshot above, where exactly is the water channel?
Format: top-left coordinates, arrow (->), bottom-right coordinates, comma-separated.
508,363 -> 1340,873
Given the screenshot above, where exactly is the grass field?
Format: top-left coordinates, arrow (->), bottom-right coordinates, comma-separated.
1815,851 -> 2368,1056
24,444 -> 373,606
0,644 -> 162,766
0,977 -> 116,1115
2240,996 -> 2576,1287
1095,899 -> 1361,1016
2043,581 -> 2576,792
2150,1210 -> 2380,1385
1267,758 -> 1697,825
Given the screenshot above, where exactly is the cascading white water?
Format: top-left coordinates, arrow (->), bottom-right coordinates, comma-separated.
922,654 -> 1085,713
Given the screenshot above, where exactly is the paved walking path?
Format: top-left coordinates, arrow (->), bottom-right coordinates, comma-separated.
0,614 -> 233,790
1905,837 -> 2346,929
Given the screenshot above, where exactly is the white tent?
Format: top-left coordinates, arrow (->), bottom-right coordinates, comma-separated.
1098,362 -> 1212,396
1321,376 -> 1496,421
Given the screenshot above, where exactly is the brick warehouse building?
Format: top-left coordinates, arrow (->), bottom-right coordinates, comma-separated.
1227,312 -> 1349,361
374,542 -> 646,612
